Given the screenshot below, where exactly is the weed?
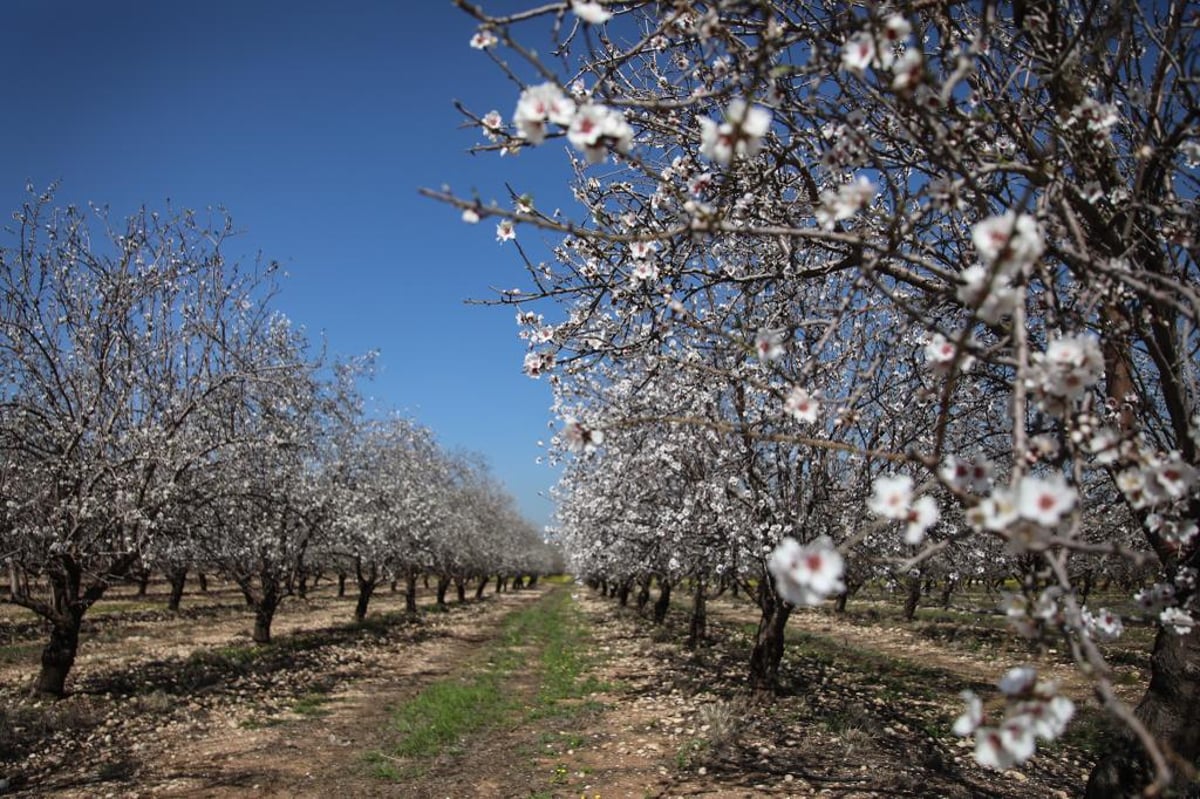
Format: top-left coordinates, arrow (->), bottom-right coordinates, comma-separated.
292,692 -> 334,717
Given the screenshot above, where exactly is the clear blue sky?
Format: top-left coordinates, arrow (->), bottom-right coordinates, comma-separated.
1,0 -> 573,528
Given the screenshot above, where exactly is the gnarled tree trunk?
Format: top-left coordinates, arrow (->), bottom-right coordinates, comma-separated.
652,578 -> 672,624
404,568 -> 419,613
748,581 -> 792,695
354,559 -> 378,621
166,567 -> 188,613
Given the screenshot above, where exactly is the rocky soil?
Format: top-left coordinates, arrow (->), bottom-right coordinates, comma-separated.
0,582 -> 1136,797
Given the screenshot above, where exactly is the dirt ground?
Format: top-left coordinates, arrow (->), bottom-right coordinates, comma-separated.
0,581 -> 1128,798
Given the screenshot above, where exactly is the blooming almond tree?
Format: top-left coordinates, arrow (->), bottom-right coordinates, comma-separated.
434,1 -> 1200,793
0,191 -> 296,695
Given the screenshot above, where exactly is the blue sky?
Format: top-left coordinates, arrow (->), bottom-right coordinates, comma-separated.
1,0 -> 574,528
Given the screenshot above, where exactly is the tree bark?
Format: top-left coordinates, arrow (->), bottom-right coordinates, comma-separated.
337,572 -> 347,598
1086,627 -> 1200,797
354,581 -> 375,621
748,584 -> 792,695
247,577 -> 281,644
35,614 -> 82,697
454,576 -> 466,603
939,577 -> 958,611
475,574 -> 490,599
617,577 -> 631,607
652,578 -> 672,624
902,574 -> 921,621
636,575 -> 651,613
354,559 -> 378,621
405,569 -> 419,613
435,574 -> 451,608
166,567 -> 188,613
686,576 -> 707,649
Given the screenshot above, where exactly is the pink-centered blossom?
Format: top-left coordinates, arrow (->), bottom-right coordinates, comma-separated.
1016,473 -> 1076,527
699,99 -> 772,165
754,328 -> 786,361
783,386 -> 820,424
972,211 -> 1044,271
904,495 -> 939,544
562,416 -> 603,453
841,31 -> 876,73
567,103 -> 633,164
767,536 -> 845,606
470,29 -> 497,49
513,82 -> 576,145
868,473 -> 913,520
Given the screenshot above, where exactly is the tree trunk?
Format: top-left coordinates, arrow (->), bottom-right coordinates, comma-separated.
405,569 -> 419,613
527,574 -> 539,588
35,614 -> 82,697
1078,569 -> 1094,606
939,577 -> 958,611
902,574 -> 921,621
355,580 -> 376,621
136,570 -> 150,596
296,570 -> 308,600
636,575 -> 651,613
1086,626 -> 1200,796
652,579 -> 672,624
475,575 -> 490,599
686,576 -> 707,649
512,574 -> 525,590
249,578 -> 281,644
166,567 -> 188,613
495,574 -> 504,593
354,560 -> 378,621
834,590 -> 849,613
454,576 -> 466,603
337,572 -> 347,598
197,572 -> 209,592
748,585 -> 792,695
617,578 -> 631,607
435,574 -> 451,608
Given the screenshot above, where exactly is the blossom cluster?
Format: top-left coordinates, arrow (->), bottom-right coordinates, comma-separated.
953,667 -> 1075,770
698,99 -> 772,166
965,472 -> 1077,534
767,536 -> 845,606
840,14 -> 923,91
512,82 -> 632,164
867,474 -> 939,545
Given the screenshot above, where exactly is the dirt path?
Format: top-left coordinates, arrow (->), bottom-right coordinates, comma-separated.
138,589 -> 547,798
2,583 -> 1112,798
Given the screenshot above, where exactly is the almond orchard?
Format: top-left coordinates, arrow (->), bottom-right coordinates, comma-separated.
430,1 -> 1200,796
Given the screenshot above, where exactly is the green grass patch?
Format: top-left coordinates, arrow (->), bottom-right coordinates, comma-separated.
389,675 -> 514,758
292,692 -> 335,718
368,587 -> 608,779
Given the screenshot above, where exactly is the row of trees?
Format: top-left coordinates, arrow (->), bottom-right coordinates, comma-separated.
0,190 -> 553,697
438,1 -> 1198,795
